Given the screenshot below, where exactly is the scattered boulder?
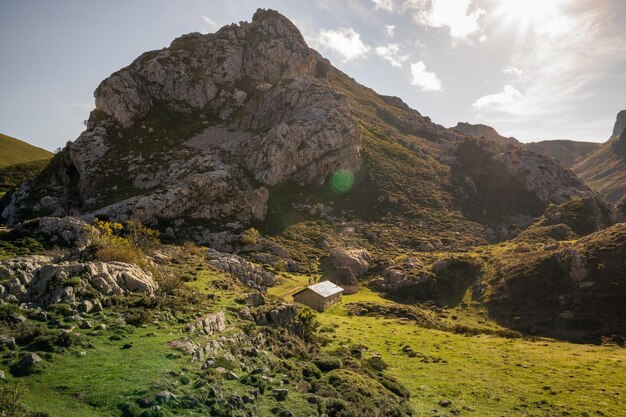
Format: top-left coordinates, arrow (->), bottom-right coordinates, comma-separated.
272,389 -> 289,401
330,248 -> 371,278
156,390 -> 177,404
10,352 -> 43,377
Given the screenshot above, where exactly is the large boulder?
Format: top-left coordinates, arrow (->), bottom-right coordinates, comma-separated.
10,352 -> 43,377
329,248 -> 371,278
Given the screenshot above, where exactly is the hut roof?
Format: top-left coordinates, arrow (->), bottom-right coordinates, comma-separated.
293,280 -> 343,298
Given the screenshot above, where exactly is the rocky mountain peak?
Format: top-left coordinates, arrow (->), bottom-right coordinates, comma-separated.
612,110 -> 626,137
94,8 -> 318,128
451,122 -> 519,145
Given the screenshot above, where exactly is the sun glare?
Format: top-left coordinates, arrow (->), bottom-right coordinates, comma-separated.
494,0 -> 569,37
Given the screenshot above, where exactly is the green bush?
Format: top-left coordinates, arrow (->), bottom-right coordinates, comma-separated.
240,227 -> 260,245
313,355 -> 343,372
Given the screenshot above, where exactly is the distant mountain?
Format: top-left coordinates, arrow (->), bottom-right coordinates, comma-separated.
572,114 -> 626,203
0,133 -> 53,167
451,122 -> 519,145
525,140 -> 600,168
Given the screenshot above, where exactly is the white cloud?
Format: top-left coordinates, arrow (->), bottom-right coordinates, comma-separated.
375,43 -> 409,68
386,25 -> 396,37
503,66 -> 523,78
313,27 -> 371,62
405,0 -> 485,40
410,61 -> 442,91
200,16 -> 218,34
473,85 -> 522,109
372,0 -> 394,12
478,4 -> 626,121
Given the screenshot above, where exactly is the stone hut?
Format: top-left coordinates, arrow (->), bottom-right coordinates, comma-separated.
292,281 -> 343,312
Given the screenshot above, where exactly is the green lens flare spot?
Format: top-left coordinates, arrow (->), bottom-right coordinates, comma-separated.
330,169 -> 354,194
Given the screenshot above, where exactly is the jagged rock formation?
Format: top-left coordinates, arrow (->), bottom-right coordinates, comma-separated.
612,110 -> 626,137
1,9 -> 361,226
0,255 -> 158,307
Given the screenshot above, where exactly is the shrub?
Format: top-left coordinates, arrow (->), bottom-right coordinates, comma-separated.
240,227 -> 260,245
313,355 -> 343,372
298,307 -> 320,342
364,356 -> 388,372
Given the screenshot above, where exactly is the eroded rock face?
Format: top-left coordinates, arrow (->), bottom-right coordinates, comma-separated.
1,9 -> 361,227
15,217 -> 95,248
0,255 -> 158,307
186,311 -> 227,335
452,138 -> 593,218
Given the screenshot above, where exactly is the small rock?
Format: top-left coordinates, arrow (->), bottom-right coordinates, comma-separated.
439,399 -> 452,407
0,335 -> 17,349
272,388 -> 289,401
225,370 -> 239,380
156,390 -> 177,404
79,320 -> 93,329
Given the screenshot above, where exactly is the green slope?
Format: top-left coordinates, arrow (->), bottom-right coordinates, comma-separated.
0,132 -> 53,167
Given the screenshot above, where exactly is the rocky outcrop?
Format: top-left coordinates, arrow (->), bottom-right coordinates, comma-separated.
186,311 -> 227,335
0,9 -> 361,227
452,138 -> 593,218
205,249 -> 277,289
374,256 -> 482,305
252,303 -> 305,337
329,247 -> 371,278
612,110 -> 626,137
532,196 -> 614,237
15,216 -> 95,248
452,122 -> 519,145
0,255 -> 158,307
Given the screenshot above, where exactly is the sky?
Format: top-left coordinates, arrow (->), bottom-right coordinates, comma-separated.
1,0 -> 625,150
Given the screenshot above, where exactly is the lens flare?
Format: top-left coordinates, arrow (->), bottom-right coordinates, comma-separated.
330,169 -> 354,193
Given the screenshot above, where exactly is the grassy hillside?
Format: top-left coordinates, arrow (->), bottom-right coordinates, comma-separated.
525,140 -> 599,168
1,231 -> 624,417
573,134 -> 626,203
0,133 -> 52,168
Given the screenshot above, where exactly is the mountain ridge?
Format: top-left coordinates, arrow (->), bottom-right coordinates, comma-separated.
0,9 -> 595,248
